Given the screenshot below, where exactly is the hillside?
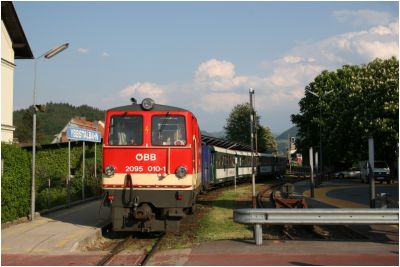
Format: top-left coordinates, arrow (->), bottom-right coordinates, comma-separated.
14,102 -> 105,144
275,126 -> 298,154
276,126 -> 298,140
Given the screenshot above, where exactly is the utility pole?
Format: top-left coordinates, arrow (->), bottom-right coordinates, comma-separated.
249,88 -> 256,208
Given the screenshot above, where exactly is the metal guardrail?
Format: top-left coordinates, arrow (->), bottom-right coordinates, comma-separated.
233,208 -> 399,245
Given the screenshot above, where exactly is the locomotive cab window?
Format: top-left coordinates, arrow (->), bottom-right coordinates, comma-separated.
108,115 -> 143,146
152,115 -> 186,146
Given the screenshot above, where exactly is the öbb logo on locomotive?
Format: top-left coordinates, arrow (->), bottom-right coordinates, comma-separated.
102,98 -> 286,233
135,153 -> 157,161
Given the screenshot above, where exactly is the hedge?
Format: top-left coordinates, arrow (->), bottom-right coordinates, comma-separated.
1,143 -> 31,223
1,142 -> 103,223
34,142 -> 102,211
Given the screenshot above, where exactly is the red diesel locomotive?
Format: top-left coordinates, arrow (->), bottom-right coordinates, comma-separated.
102,98 -> 202,232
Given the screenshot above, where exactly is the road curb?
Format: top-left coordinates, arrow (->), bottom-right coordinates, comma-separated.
72,227 -> 104,252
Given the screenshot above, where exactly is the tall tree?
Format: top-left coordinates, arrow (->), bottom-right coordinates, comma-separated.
14,109 -> 46,144
291,57 -> 398,171
261,126 -> 277,153
224,103 -> 277,152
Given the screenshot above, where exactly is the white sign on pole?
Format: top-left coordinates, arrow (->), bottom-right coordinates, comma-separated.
67,127 -> 101,143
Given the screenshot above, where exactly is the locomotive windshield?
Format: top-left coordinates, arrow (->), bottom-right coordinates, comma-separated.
152,115 -> 186,146
108,115 -> 143,146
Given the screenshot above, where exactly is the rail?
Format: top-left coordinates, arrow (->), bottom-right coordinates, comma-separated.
233,208 -> 399,245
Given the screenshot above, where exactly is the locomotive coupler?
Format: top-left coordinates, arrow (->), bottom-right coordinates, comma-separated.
132,203 -> 153,220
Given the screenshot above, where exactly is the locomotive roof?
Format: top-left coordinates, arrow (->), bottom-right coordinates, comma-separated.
107,103 -> 190,113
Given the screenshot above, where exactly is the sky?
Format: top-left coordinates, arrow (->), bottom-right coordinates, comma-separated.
12,1 -> 399,135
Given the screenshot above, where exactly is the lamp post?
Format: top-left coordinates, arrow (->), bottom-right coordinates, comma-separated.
31,43 -> 69,221
305,88 -> 333,182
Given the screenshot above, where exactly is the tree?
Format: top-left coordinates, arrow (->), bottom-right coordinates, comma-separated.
224,103 -> 277,152
14,102 -> 105,144
261,126 -> 277,153
291,57 -> 398,172
14,109 -> 46,145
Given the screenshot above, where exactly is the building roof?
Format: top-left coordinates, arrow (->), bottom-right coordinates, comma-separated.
1,1 -> 33,59
52,117 -> 105,144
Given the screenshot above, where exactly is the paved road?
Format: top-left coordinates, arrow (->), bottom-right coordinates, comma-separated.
326,182 -> 398,206
296,178 -> 398,208
1,179 -> 398,266
1,200 -> 110,255
2,240 -> 398,266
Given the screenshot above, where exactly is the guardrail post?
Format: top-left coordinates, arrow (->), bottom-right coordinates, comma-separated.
254,224 -> 263,245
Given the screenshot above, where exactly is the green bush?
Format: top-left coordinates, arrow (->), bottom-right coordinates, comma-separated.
1,142 -> 103,223
1,143 -> 31,223
36,187 -> 68,210
35,142 -> 102,208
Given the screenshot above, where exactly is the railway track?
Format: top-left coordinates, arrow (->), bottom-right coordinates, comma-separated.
95,230 -> 165,266
95,235 -> 133,266
256,182 -> 370,241
138,232 -> 165,266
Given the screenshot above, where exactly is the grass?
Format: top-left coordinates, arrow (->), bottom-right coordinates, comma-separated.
197,184 -> 256,241
159,182 -> 268,250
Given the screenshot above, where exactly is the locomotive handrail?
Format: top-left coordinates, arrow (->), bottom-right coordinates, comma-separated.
167,147 -> 171,174
233,208 -> 399,245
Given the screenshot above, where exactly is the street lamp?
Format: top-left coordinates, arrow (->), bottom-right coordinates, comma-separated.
31,43 -> 69,220
305,88 -> 333,182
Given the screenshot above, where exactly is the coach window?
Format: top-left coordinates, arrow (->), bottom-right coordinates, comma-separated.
152,115 -> 186,146
108,115 -> 143,146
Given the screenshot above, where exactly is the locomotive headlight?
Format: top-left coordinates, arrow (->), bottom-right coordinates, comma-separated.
141,98 -> 155,110
105,165 -> 115,177
175,166 -> 187,178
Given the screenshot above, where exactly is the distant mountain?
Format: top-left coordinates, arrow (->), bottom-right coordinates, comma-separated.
14,102 -> 105,144
275,126 -> 298,154
276,126 -> 298,140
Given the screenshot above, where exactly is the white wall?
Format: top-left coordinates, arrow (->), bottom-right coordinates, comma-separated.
1,20 -> 16,143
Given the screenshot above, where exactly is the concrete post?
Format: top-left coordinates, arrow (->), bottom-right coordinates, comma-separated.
254,224 -> 263,245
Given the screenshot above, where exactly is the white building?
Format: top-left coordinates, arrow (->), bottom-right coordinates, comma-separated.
1,2 -> 33,143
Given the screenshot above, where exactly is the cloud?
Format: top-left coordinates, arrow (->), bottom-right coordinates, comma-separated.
201,20 -> 398,114
266,63 -> 325,88
103,19 -> 398,132
119,82 -> 169,104
333,9 -> 393,27
194,59 -> 248,90
288,21 -> 399,66
77,48 -> 89,54
195,92 -> 246,113
282,56 -> 305,64
102,52 -> 110,57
